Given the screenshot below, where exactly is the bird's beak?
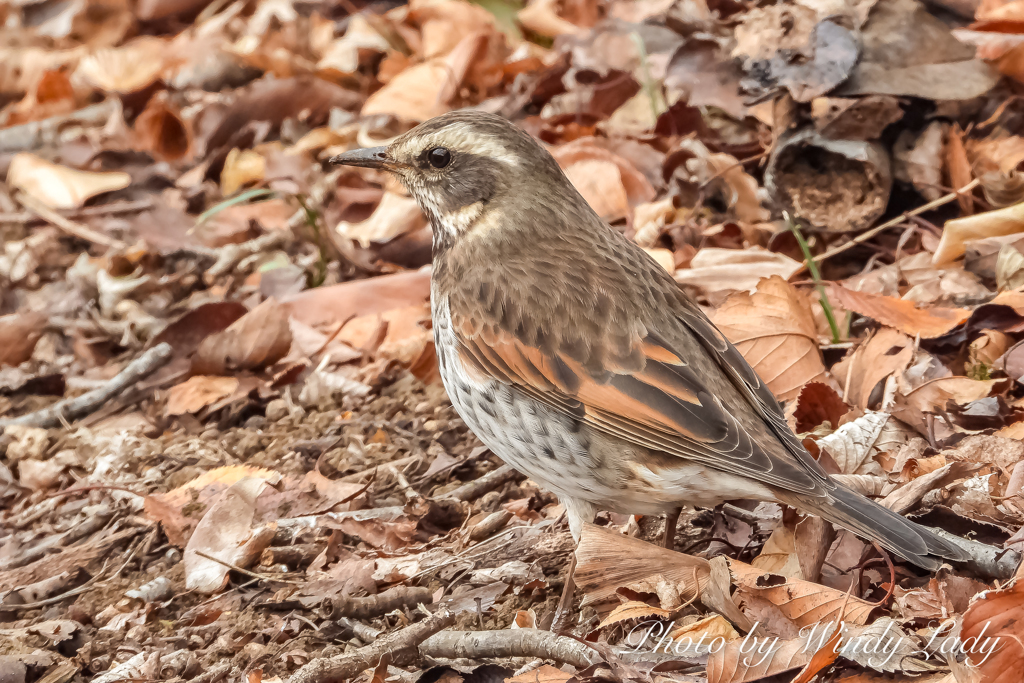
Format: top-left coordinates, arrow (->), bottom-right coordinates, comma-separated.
329,146 -> 390,169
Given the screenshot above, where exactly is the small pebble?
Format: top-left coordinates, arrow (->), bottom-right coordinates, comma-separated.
265,399 -> 289,422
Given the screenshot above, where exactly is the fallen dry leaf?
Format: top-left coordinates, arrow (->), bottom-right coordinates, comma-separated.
192,298 -> 292,375
7,153 -> 131,210
0,311 -> 47,367
934,201 -> 1024,266
184,477 -> 277,593
165,376 -> 239,416
830,284 -> 970,339
675,248 -> 803,295
960,578 -> 1024,683
336,192 -> 426,248
712,276 -> 828,401
730,558 -> 877,631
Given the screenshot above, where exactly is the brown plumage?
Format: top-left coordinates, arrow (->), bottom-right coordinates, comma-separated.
331,110 -> 968,571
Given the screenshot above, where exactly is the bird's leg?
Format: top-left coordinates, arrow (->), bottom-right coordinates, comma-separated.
545,498 -> 596,632
550,551 -> 577,632
663,507 -> 682,550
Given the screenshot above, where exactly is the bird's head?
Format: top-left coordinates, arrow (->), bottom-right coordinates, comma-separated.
330,110 -> 572,247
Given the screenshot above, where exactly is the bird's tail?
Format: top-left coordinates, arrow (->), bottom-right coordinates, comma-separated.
787,485 -> 969,571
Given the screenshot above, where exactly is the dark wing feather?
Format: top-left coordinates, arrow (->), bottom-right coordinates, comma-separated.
452,310 -> 829,497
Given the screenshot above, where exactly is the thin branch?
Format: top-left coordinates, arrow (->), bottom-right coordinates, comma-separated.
0,343 -> 173,428
419,630 -> 601,669
288,608 -> 456,683
16,192 -> 128,250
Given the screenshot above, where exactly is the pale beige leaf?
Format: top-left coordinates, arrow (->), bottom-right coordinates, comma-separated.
675,248 -> 803,295
184,477 -> 276,593
815,411 -> 890,475
934,200 -> 1024,265
597,601 -> 671,630
712,275 -> 827,401
337,192 -> 426,248
7,153 -> 131,210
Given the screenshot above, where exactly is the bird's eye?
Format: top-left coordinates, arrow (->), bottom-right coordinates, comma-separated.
427,147 -> 451,169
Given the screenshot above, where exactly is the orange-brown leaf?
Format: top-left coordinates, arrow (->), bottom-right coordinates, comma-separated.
830,284 -> 970,338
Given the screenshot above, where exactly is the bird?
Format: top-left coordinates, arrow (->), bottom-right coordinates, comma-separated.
330,109 -> 969,573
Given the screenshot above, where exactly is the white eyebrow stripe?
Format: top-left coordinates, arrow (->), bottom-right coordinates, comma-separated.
397,123 -> 521,167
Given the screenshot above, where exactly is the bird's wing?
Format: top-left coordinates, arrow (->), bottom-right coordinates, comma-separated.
448,299 -> 833,497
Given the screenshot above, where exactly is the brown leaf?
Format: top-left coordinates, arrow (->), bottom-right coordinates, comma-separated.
575,523 -> 709,614
831,328 -> 913,410
150,302 -> 248,358
551,139 -> 655,222
282,270 -> 431,329
830,284 -> 970,339
144,465 -> 281,546
728,558 -> 878,627
184,477 -> 277,593
960,578 -> 1024,683
0,312 -> 46,367
792,382 -> 849,433
192,298 -> 292,375
705,632 -> 819,683
712,276 -> 827,401
165,376 -> 239,416
134,96 -> 191,162
947,123 -> 974,215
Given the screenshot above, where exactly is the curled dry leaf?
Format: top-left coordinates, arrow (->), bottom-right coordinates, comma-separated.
220,148 -> 266,196
317,14 -> 390,78
829,284 -> 970,339
675,248 -> 803,296
192,298 -> 292,376
551,139 -> 655,222
575,523 -> 710,613
76,36 -> 168,93
728,558 -> 878,627
831,328 -> 913,410
184,477 -> 277,593
596,601 -> 671,630
0,311 -> 47,367
960,578 -> 1024,683
336,192 -> 426,248
518,0 -> 585,38
134,96 -> 192,162
7,153 -> 131,210
712,276 -> 828,401
934,201 -> 1024,266
816,411 -> 891,476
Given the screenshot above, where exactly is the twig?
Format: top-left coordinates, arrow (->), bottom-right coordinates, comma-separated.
16,192 -> 128,250
331,586 -> 433,619
787,215 -> 841,343
0,199 -> 153,224
0,343 -> 173,428
442,464 -> 525,502
0,100 -> 120,152
807,178 -> 981,267
929,528 -> 1021,581
193,550 -> 304,585
419,630 -> 601,669
288,607 -> 456,683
